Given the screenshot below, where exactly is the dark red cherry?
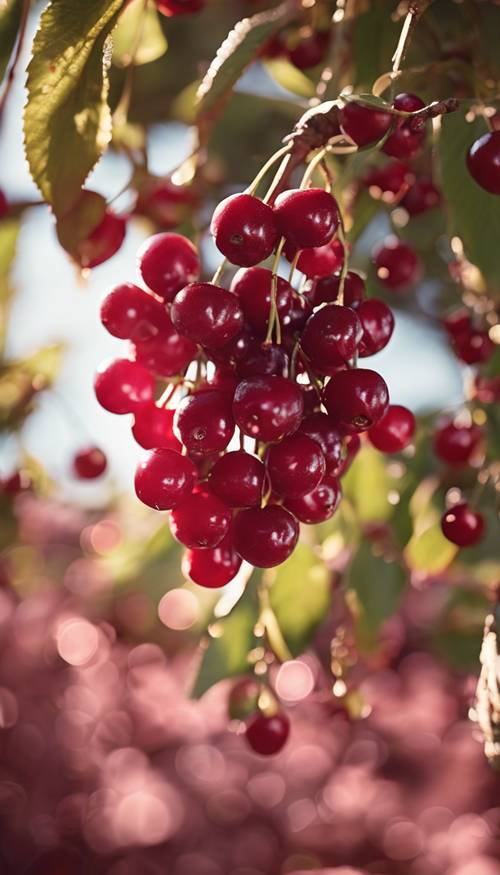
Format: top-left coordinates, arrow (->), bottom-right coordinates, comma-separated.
368,404 -> 415,453
313,270 -> 365,307
466,130 -> 500,195
174,390 -> 234,454
156,0 -> 205,15
170,488 -> 231,549
373,238 -> 422,290
210,193 -> 279,267
0,189 -> 8,218
72,446 -> 107,479
137,232 -> 200,302
301,383 -> 322,415
284,471 -> 341,524
132,328 -> 197,378
94,359 -> 154,414
356,298 -> 395,357
298,412 -> 344,476
441,502 -> 485,547
382,94 -> 426,159
339,101 -> 392,147
450,328 -> 495,365
433,419 -> 482,466
171,282 -> 243,349
274,188 -> 339,249
401,178 -> 441,215
228,678 -> 260,720
288,28 -> 329,69
208,324 -> 255,367
236,342 -> 289,379
134,177 -> 196,229
291,238 -> 344,278
233,376 -> 304,442
230,267 -> 294,334
301,305 -> 363,374
473,375 -> 500,404
132,405 -> 180,450
209,450 -> 265,508
100,283 -> 170,341
1,469 -> 32,496
182,530 -> 242,588
233,505 -> 299,567
323,368 -> 389,432
392,93 -> 425,113
134,448 -> 196,510
282,293 -> 313,337
245,712 -> 290,755
78,209 -> 126,268
266,433 -> 325,498
443,308 -> 471,336
363,161 -> 414,200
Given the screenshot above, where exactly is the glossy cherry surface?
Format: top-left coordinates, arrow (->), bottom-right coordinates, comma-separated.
323,368 -> 389,432
233,505 -> 299,567
466,130 -> 500,195
210,193 -> 279,266
266,433 -> 325,498
132,405 -> 180,450
368,404 -> 416,453
134,448 -> 196,510
182,531 -> 242,588
356,298 -> 395,357
245,712 -> 290,755
339,101 -> 392,146
433,419 -> 482,466
170,488 -> 231,549
132,328 -> 197,377
284,472 -> 342,524
298,412 -> 344,476
230,267 -> 294,334
171,282 -> 243,349
94,359 -> 154,414
73,447 -> 107,479
274,188 -> 339,249
441,502 -> 485,547
137,232 -> 200,302
233,376 -> 304,442
209,450 -> 266,507
174,390 -> 235,455
100,283 -> 170,341
301,305 -> 363,373
313,271 -> 365,307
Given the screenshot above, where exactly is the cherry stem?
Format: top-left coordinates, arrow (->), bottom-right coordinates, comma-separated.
246,143 -> 292,198
336,216 -> 349,305
300,146 -> 329,189
0,0 -> 30,120
287,250 -> 300,285
257,582 -> 293,664
211,258 -> 227,285
265,238 -> 285,346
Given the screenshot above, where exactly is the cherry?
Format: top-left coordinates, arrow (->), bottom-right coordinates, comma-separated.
392,93 -> 425,113
433,419 -> 482,466
94,359 -> 154,414
135,448 -> 196,510
209,324 -> 254,366
266,433 -> 325,498
100,282 -> 170,342
174,390 -> 235,454
382,93 -> 426,159
363,162 -> 414,200
368,404 -> 415,453
473,375 -> 500,404
170,488 -> 231,549
301,305 -> 363,374
132,330 -> 197,378
298,412 -> 344,476
209,450 -> 266,507
134,177 -> 196,229
441,502 -> 485,547
0,188 -> 7,218
236,342 -> 289,379
233,504 -> 299,567
323,368 -> 389,432
284,471 -> 341,524
156,0 -> 205,15
313,270 -> 365,307
466,130 -> 500,195
443,308 -> 471,336
78,209 -> 126,268
233,376 -> 304,442
182,531 -> 242,588
289,238 -> 344,279
301,383 -> 322,416
356,298 -> 395,356
171,282 -> 243,349
450,327 -> 495,365
230,267 -> 294,334
72,446 -> 107,479
228,678 -> 260,720
274,188 -> 339,249
210,193 -> 279,266
205,368 -> 240,398
137,232 -> 200,302
245,712 -> 290,755
373,237 -> 422,290
401,178 -> 441,215
132,405 -> 180,450
339,100 -> 392,147
1,470 -> 32,496
282,293 -> 313,337
288,28 -> 329,69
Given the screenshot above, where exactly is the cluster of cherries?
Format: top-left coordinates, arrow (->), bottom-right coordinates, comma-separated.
94,174 -> 417,589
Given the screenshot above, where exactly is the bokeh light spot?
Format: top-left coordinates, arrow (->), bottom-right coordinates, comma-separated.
158,588 -> 199,630
56,619 -> 99,666
276,660 -> 314,703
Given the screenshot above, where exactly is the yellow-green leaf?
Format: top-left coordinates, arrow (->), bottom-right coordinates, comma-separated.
347,542 -> 406,649
405,523 -> 458,575
342,445 -> 393,523
0,0 -> 22,83
263,58 -> 315,98
112,0 -> 167,68
268,543 -> 330,656
0,218 -> 20,353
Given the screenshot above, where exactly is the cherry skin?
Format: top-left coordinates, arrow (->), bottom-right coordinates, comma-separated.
132,328 -> 197,378
72,446 -> 107,479
171,282 -> 243,350
323,368 -> 389,432
100,283 -> 170,341
94,359 -> 154,414
230,267 -> 294,335
137,232 -> 200,302
170,488 -> 231,549
245,712 -> 290,755
441,502 -> 485,547
290,238 -> 344,279
236,343 -> 289,379
373,238 -> 422,290
339,101 -> 392,147
209,450 -> 266,508
450,327 -> 495,365
0,189 -> 7,218
134,448 -> 196,510
284,471 -> 342,524
368,404 -> 415,453
274,188 -> 339,249
288,29 -> 329,69
233,376 -> 304,442
174,390 -> 235,455
356,298 -> 395,357
466,130 -> 500,195
132,405 -> 180,450
78,209 -> 126,268
433,419 -> 482,466
233,505 -> 299,567
298,412 -> 344,476
1,469 -> 32,496
183,530 -> 242,588
313,270 -> 365,307
134,177 -> 196,229
382,93 -> 426,159
209,324 -> 254,367
266,433 -> 325,499
473,375 -> 500,404
300,305 -> 363,374
363,161 -> 414,200
443,308 -> 471,337
401,178 -> 441,215
210,193 -> 279,267
156,0 -> 205,15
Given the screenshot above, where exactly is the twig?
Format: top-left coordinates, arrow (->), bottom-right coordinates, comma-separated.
0,0 -> 31,120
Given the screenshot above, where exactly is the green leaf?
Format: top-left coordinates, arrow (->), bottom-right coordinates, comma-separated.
0,344 -> 62,430
438,107 -> 500,289
347,542 -> 406,648
0,0 -> 22,83
342,445 -> 393,523
405,523 -> 458,575
0,218 -> 20,353
351,1 -> 400,89
268,543 -> 330,657
112,0 -> 167,68
192,594 -> 258,698
24,0 -> 124,215
196,0 -> 297,118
